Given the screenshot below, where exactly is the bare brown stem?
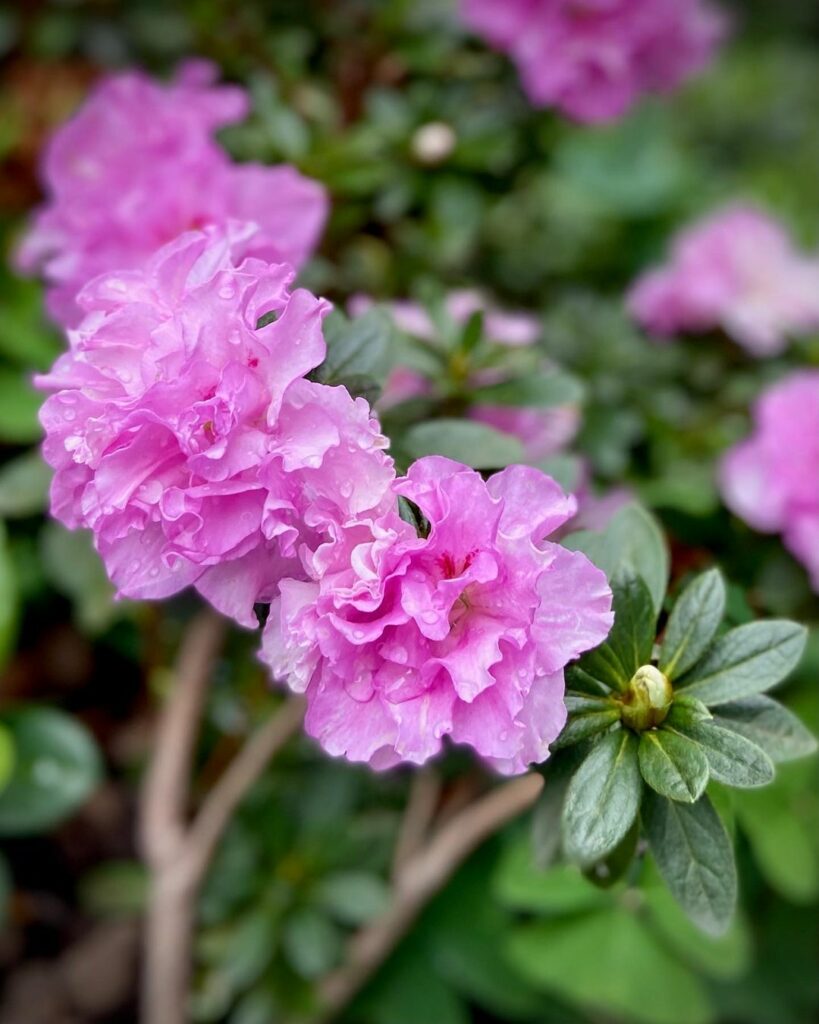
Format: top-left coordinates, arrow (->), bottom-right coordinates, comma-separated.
390,767 -> 440,881
139,610 -> 225,1024
313,772 -> 544,1023
139,610 -> 304,1024
184,695 -> 305,881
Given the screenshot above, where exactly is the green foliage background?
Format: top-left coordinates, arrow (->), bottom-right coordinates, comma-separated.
0,1 -> 818,1022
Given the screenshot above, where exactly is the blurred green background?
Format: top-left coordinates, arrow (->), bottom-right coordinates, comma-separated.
0,2 -> 818,1023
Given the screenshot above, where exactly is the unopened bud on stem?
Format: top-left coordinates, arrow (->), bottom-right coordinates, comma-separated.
620,665 -> 672,732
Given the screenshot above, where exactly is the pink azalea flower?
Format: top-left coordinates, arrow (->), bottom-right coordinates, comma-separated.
628,205 -> 819,355
18,60 -> 328,327
460,0 -> 725,123
36,223 -> 394,627
720,371 -> 819,590
261,457 -> 613,774
350,292 -> 579,462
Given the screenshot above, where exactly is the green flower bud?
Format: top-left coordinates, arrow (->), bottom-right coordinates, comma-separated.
620,665 -> 672,732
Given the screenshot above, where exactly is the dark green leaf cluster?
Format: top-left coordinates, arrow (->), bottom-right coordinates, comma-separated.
547,509 -> 815,935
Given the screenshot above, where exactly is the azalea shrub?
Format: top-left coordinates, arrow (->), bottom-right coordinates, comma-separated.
1,2 -> 819,1024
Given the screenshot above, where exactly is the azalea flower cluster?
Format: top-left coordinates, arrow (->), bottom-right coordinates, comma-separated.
460,0 -> 726,123
27,64 -> 614,775
628,205 -> 819,355
720,372 -> 819,590
18,60 -> 327,328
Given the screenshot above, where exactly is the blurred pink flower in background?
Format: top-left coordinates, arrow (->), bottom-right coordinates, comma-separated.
351,290 -> 541,348
460,0 -> 725,123
17,60 -> 327,327
720,371 -> 819,589
262,456 -> 613,774
36,223 -> 394,626
628,205 -> 819,355
350,292 -> 580,461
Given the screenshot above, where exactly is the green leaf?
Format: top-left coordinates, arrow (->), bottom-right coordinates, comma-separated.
0,450 -> 51,518
660,569 -> 726,680
470,370 -> 584,408
553,693 -> 619,750
495,841 -> 609,915
505,907 -> 712,1024
79,860 -> 148,918
733,762 -> 819,904
562,729 -> 642,865
712,695 -> 818,763
0,707 -> 102,835
678,620 -> 807,705
642,790 -> 737,936
564,502 -> 669,614
641,862 -> 751,981
530,752 -> 578,868
314,871 -> 390,925
40,522 -> 121,633
668,694 -> 712,723
0,521 -> 18,670
281,908 -> 342,980
401,418 -> 524,468
360,946 -> 470,1024
671,718 -> 774,789
639,729 -> 710,803
575,572 -> 657,692
0,723 -> 14,794
317,308 -> 394,385
0,368 -> 42,444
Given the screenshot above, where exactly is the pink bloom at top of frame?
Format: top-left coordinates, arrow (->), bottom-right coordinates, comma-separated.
460,0 -> 726,123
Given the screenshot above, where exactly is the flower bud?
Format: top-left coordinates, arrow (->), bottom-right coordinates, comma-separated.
411,122 -> 456,164
620,665 -> 672,731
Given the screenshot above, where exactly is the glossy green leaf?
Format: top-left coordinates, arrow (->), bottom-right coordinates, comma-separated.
506,907 -> 711,1024
495,841 -> 609,915
0,449 -> 51,518
402,418 -> 525,468
0,706 -> 102,835
314,871 -> 390,925
712,695 -> 818,763
733,762 -> 819,904
642,790 -> 737,936
575,572 -> 657,692
672,718 -> 774,789
317,308 -> 394,385
281,908 -> 342,980
0,521 -> 18,670
678,620 -> 807,705
641,862 -> 751,981
562,729 -> 642,865
553,693 -> 619,750
564,502 -> 669,614
470,370 -> 584,408
0,369 -> 42,444
639,729 -> 710,803
0,723 -> 14,795
660,569 -> 726,680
